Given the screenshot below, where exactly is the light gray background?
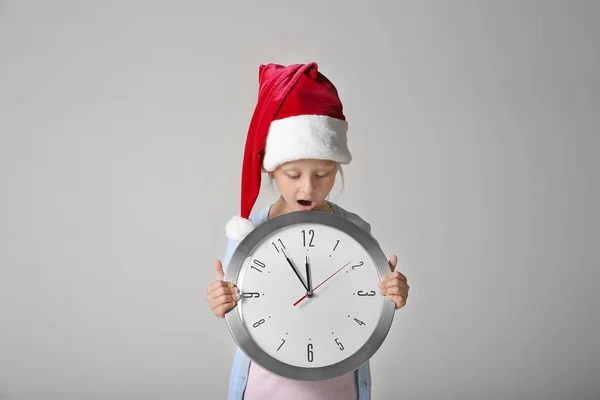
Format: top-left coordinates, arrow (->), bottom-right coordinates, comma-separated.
0,1 -> 598,399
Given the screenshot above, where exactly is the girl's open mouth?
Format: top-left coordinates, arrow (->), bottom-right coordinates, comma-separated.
297,200 -> 316,210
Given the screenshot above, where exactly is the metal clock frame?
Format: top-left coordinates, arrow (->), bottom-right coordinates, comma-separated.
224,210 -> 395,381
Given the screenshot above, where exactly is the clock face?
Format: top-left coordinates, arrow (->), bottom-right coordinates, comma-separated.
225,211 -> 395,381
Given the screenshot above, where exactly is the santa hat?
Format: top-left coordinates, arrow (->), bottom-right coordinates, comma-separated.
225,62 -> 352,241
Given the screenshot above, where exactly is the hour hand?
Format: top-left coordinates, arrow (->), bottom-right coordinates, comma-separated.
282,250 -> 309,292
305,256 -> 313,293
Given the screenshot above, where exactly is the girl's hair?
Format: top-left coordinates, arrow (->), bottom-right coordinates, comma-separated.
267,163 -> 345,203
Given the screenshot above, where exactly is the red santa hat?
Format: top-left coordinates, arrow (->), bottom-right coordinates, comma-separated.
225,62 -> 352,241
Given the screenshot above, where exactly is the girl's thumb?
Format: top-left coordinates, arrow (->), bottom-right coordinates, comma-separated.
214,260 -> 225,281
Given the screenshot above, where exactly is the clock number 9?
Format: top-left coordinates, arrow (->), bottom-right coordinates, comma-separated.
307,343 -> 314,362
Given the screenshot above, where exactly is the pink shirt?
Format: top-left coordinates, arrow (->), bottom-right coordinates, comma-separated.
243,361 -> 357,400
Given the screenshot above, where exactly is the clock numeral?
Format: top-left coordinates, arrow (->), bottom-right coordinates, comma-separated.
241,292 -> 260,298
354,318 -> 366,326
335,338 -> 344,351
252,318 -> 266,328
277,339 -> 285,351
302,230 -> 315,247
307,343 -> 314,362
351,261 -> 364,270
271,239 -> 286,253
332,240 -> 340,252
251,259 -> 266,273
357,290 -> 376,296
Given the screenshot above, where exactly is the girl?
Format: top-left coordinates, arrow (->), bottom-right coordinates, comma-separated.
206,62 -> 410,400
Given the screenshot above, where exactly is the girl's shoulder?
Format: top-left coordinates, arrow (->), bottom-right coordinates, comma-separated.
249,204 -> 272,226
329,202 -> 373,235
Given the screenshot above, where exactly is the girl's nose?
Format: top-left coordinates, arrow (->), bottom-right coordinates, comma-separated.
301,176 -> 316,194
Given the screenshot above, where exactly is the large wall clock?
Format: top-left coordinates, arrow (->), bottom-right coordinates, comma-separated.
225,210 -> 395,381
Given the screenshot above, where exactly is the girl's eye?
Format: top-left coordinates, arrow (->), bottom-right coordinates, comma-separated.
316,173 -> 330,179
286,174 -> 300,180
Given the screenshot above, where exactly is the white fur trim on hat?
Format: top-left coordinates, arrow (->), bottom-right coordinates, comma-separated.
262,114 -> 351,172
226,215 -> 256,242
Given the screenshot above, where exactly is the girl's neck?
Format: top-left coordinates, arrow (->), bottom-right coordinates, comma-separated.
268,197 -> 333,220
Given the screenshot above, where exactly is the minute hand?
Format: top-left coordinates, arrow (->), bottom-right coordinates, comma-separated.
283,250 -> 309,292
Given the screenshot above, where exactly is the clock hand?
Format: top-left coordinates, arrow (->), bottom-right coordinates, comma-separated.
282,249 -> 309,292
293,261 -> 351,306
305,256 -> 313,293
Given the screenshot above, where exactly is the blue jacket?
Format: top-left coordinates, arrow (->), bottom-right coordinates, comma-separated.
220,202 -> 377,400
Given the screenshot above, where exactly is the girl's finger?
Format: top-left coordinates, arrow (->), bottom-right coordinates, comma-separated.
383,286 -> 408,297
207,279 -> 234,294
210,286 -> 239,300
211,293 -> 240,306
378,279 -> 409,290
213,301 -> 237,318
388,295 -> 406,309
214,260 -> 225,281
379,283 -> 409,297
385,279 -> 410,290
388,255 -> 398,272
389,270 -> 407,283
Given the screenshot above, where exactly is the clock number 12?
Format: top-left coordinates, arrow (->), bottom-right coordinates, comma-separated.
302,230 -> 315,247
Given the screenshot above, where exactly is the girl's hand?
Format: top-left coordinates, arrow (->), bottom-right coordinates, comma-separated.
378,255 -> 409,310
206,260 -> 240,318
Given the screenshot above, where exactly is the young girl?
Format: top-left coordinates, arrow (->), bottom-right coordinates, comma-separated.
206,62 -> 410,400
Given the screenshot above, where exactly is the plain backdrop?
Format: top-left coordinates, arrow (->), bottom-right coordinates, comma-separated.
1,1 -> 599,399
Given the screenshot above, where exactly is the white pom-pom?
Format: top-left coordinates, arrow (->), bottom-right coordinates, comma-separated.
226,215 -> 256,242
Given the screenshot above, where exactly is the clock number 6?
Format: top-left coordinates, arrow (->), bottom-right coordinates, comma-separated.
307,343 -> 314,362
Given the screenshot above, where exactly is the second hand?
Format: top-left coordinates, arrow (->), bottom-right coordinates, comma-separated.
293,261 -> 351,306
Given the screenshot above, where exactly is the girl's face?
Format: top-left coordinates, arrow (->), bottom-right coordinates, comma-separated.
270,159 -> 339,213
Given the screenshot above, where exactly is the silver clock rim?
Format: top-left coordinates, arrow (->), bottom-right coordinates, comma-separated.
224,210 -> 395,381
